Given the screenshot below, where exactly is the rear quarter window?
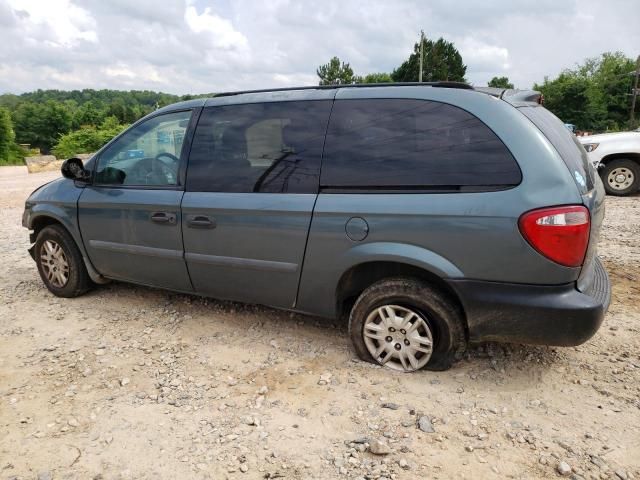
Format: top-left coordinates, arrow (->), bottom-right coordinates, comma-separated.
321,99 -> 521,191
519,106 -> 595,194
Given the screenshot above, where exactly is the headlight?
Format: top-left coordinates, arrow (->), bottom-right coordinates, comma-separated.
583,143 -> 599,153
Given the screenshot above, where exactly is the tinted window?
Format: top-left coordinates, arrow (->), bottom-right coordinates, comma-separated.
520,106 -> 595,194
321,99 -> 520,189
95,110 -> 191,186
187,101 -> 332,193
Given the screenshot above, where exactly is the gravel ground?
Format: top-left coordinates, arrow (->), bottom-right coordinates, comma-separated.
1,166 -> 639,480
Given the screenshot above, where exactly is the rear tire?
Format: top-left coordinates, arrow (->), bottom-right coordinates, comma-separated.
348,277 -> 466,372
35,224 -> 92,298
600,159 -> 640,196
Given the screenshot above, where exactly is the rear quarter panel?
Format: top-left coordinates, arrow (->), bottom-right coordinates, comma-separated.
296,87 -> 585,318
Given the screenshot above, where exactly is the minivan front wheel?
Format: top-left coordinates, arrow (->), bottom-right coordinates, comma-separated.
35,224 -> 91,298
348,278 -> 465,372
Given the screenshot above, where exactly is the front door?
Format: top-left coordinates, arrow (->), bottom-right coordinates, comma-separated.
78,110 -> 194,291
181,99 -> 333,308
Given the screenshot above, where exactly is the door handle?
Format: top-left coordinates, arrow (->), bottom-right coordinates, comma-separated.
186,214 -> 216,229
150,212 -> 176,224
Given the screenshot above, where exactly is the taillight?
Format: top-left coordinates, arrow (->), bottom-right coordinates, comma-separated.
518,206 -> 590,267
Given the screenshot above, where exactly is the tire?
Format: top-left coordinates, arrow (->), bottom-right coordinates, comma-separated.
35,224 -> 92,298
348,277 -> 466,372
600,159 -> 640,196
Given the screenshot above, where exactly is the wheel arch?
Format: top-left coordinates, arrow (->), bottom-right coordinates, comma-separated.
28,211 -> 108,284
30,214 -> 66,241
335,260 -> 468,338
599,152 -> 640,166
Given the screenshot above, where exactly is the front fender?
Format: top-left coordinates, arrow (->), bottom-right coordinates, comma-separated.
27,206 -> 109,284
28,205 -> 81,245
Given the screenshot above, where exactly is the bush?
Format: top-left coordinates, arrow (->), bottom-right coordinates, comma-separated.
53,117 -> 127,159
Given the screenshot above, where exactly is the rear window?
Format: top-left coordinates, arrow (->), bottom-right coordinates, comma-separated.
519,106 -> 595,193
321,99 -> 521,191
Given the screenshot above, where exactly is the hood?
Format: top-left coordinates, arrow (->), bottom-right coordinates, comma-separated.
578,131 -> 640,144
27,177 -> 74,202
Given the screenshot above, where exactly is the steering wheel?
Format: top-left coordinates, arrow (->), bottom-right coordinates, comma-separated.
156,152 -> 180,166
129,155 -> 177,185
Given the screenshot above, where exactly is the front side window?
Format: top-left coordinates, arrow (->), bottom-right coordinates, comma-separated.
186,101 -> 332,193
321,99 -> 521,190
95,110 -> 192,186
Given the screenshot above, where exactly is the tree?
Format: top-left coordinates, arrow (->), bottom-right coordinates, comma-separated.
0,107 -> 24,165
0,88 -> 181,156
53,116 -> 127,159
316,56 -> 355,85
534,51 -> 636,131
355,72 -> 393,84
0,107 -> 16,163
12,100 -> 73,153
392,36 -> 466,83
73,100 -> 107,128
488,76 -> 514,89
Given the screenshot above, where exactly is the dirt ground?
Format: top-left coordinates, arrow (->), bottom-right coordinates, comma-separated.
1,166 -> 638,480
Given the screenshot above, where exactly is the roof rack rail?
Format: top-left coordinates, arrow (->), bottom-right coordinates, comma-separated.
213,81 -> 473,98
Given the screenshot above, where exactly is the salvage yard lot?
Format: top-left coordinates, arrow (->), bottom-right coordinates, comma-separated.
1,166 -> 638,480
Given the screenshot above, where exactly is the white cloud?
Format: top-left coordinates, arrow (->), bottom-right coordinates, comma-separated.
184,5 -> 248,49
0,0 -> 638,94
457,38 -> 510,83
6,0 -> 97,46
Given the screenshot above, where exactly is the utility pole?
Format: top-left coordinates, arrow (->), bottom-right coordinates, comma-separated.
418,30 -> 424,82
631,55 -> 640,124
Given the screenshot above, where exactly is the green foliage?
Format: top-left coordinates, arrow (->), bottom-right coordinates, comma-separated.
534,52 -> 636,131
0,107 -> 15,163
355,72 -> 393,84
392,36 -> 466,83
488,76 -> 514,89
317,57 -> 355,85
11,100 -> 73,153
0,107 -> 26,166
0,89 -> 182,154
53,117 -> 127,159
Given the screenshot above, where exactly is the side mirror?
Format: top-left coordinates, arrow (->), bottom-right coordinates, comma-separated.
61,157 -> 90,181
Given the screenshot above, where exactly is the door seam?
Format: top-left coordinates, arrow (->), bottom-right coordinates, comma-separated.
292,93 -> 337,308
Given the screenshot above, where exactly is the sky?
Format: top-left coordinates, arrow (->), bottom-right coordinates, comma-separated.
0,0 -> 638,95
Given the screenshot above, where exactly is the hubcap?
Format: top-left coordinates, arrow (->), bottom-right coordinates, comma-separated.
608,168 -> 634,191
362,305 -> 434,372
40,240 -> 69,288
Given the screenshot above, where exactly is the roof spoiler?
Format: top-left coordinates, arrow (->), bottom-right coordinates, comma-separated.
475,87 -> 544,106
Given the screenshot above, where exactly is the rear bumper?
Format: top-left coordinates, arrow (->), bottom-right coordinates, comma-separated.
447,259 -> 610,346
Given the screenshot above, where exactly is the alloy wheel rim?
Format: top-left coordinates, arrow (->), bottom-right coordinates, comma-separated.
608,168 -> 634,191
40,240 -> 70,288
363,304 -> 434,372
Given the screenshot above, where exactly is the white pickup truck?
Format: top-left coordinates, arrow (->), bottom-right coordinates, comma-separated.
579,130 -> 640,196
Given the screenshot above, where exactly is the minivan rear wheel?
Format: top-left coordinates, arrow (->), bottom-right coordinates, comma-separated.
35,224 -> 92,298
348,278 -> 465,372
601,159 -> 640,196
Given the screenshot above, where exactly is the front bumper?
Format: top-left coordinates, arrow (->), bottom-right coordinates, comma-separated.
447,259 -> 610,346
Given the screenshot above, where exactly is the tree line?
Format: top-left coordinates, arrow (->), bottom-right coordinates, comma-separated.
317,36 -> 467,85
0,34 -> 637,166
316,34 -> 638,132
0,89 -> 193,164
534,52 -> 637,132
